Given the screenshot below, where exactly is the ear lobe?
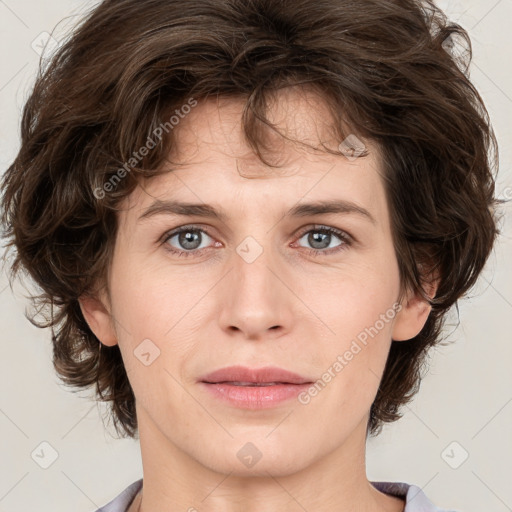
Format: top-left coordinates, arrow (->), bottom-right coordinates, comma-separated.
78,291 -> 118,347
391,279 -> 438,342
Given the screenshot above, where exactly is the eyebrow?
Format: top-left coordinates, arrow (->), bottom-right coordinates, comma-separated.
137,199 -> 376,225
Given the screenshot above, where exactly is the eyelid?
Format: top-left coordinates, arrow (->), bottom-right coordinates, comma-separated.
294,224 -> 354,243
160,223 -> 215,241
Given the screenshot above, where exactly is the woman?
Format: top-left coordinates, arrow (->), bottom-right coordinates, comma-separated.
1,0 -> 500,510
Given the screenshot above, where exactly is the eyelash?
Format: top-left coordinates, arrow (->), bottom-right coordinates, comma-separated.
161,224 -> 353,258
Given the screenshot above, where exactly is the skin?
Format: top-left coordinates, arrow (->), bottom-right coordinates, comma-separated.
80,86 -> 436,512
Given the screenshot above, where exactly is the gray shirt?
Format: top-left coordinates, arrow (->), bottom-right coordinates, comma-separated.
94,478 -> 458,511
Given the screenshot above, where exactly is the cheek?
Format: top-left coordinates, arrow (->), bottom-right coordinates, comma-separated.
300,253 -> 400,400
302,257 -> 400,343
109,252 -> 203,336
108,256 -> 212,395
302,310 -> 395,432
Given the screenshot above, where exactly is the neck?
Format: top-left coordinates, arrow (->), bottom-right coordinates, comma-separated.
132,407 -> 404,512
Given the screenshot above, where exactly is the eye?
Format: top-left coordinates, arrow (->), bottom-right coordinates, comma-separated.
162,226 -> 216,257
294,225 -> 352,255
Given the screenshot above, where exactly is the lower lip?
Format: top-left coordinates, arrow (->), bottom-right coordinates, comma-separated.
200,382 -> 312,409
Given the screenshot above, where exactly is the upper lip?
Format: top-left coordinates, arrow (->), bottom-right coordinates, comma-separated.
200,365 -> 313,384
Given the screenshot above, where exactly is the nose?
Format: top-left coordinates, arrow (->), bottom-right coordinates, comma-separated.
217,241 -> 295,340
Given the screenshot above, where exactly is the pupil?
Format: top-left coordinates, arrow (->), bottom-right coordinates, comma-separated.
309,232 -> 329,249
179,231 -> 200,250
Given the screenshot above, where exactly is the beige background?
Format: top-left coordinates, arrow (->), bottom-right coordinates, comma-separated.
0,1 -> 510,511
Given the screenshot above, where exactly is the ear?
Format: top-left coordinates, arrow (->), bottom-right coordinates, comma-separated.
391,277 -> 439,342
78,288 -> 118,347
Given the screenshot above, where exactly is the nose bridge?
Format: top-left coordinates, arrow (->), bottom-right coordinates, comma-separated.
235,235 -> 276,293
218,235 -> 290,337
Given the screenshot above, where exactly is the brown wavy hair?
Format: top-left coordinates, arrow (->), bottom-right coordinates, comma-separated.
0,0 -> 502,438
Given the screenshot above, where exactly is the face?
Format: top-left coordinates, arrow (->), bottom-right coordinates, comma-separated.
81,87 -> 430,478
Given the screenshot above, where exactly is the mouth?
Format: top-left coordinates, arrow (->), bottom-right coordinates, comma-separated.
208,381 -> 299,386
200,365 -> 313,385
199,366 -> 314,409
199,381 -> 313,409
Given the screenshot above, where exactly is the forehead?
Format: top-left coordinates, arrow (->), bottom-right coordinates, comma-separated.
170,86 -> 373,170
125,87 -> 388,225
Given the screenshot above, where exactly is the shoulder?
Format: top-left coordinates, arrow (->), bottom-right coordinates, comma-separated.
92,478 -> 143,512
371,481 -> 460,512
